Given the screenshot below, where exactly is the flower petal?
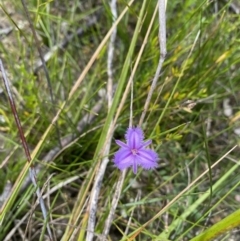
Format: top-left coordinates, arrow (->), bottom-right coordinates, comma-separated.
132,157 -> 138,174
114,148 -> 131,163
125,127 -> 144,149
137,149 -> 158,170
115,140 -> 129,149
139,139 -> 152,149
114,149 -> 134,170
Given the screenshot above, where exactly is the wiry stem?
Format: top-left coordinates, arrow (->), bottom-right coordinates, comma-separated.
0,59 -> 53,241
139,0 -> 167,126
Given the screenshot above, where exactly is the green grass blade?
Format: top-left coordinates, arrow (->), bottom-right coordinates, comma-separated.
157,159 -> 240,240
190,208 -> 240,241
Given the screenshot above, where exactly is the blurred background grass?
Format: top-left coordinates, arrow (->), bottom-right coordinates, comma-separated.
0,0 -> 240,240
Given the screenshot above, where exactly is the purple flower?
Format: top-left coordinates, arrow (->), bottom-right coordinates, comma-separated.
114,127 -> 158,174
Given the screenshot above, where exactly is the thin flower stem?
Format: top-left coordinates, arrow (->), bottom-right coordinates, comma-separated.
139,0 -> 167,126
0,59 -> 53,241
101,3 -> 159,240
113,2 -> 159,129
130,67 -> 133,128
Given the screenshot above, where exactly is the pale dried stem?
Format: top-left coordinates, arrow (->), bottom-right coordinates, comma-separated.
18,227 -> 29,241
86,0 -> 117,240
107,0 -> 117,110
4,212 -> 29,241
102,170 -> 126,240
139,0 -> 167,126
124,190 -> 141,236
86,134 -> 113,241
